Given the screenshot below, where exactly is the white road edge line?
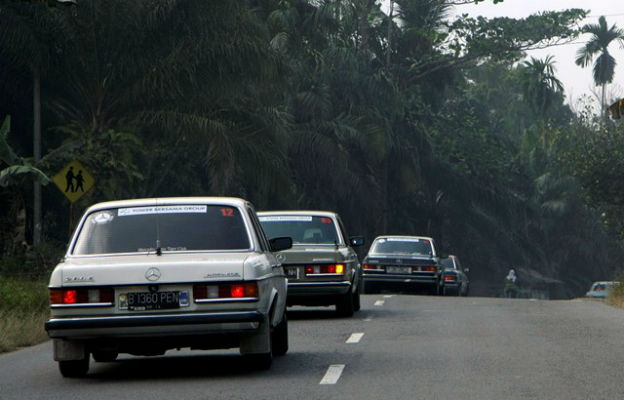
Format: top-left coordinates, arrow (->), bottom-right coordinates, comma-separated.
346,332 -> 364,344
383,295 -> 394,298
320,364 -> 345,385
374,299 -> 385,306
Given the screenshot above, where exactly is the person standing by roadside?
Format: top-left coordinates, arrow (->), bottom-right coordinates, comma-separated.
504,268 -> 519,298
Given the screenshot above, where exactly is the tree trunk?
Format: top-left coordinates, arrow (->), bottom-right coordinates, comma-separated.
33,69 -> 42,246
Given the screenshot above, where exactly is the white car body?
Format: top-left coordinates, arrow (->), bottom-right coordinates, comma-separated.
46,197 -> 289,376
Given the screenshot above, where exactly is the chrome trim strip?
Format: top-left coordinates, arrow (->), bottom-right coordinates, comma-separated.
194,297 -> 258,304
50,302 -> 114,309
305,273 -> 344,277
288,281 -> 350,287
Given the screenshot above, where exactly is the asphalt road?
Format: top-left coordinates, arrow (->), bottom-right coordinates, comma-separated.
0,295 -> 622,400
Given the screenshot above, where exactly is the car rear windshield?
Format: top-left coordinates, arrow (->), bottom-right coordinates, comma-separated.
440,257 -> 455,268
72,205 -> 250,254
370,238 -> 433,256
258,215 -> 339,245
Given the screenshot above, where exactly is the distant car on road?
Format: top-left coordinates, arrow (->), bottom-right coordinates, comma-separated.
362,235 -> 443,295
585,281 -> 618,299
440,255 -> 470,296
45,197 -> 291,377
258,211 -> 364,317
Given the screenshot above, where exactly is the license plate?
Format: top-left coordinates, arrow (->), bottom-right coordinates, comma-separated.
125,291 -> 181,310
285,267 -> 298,279
386,266 -> 411,274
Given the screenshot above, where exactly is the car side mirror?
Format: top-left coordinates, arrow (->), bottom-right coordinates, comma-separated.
269,236 -> 292,252
349,236 -> 365,247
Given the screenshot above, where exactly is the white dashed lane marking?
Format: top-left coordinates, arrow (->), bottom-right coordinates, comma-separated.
320,364 -> 345,385
346,332 -> 364,344
364,316 -> 373,322
374,300 -> 385,306
384,295 -> 394,298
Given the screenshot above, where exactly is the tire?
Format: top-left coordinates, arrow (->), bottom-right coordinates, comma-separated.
58,357 -> 89,378
92,351 -> 118,362
272,312 -> 288,357
336,289 -> 354,317
352,284 -> 361,312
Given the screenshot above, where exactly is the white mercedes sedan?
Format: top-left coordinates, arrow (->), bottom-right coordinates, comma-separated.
45,197 -> 291,377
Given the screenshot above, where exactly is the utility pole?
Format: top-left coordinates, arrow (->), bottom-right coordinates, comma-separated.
33,69 -> 42,246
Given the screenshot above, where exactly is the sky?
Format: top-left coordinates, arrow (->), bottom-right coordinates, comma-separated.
452,0 -> 624,109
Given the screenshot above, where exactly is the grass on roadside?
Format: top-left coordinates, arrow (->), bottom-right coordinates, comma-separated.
0,277 -> 50,353
0,309 -> 49,353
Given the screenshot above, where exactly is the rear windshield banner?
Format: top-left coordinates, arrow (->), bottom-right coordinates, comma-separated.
118,205 -> 208,216
258,216 -> 313,222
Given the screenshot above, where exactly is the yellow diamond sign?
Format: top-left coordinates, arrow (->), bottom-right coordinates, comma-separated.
53,160 -> 95,203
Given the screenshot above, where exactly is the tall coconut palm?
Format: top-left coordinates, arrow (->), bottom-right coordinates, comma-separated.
575,16 -> 624,114
520,55 -> 564,120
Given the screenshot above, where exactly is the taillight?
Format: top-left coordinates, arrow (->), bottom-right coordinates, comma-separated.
194,282 -> 258,301
49,287 -> 114,305
63,290 -> 77,304
304,264 -> 345,275
424,266 -> 437,272
444,275 -> 457,282
363,264 -> 375,270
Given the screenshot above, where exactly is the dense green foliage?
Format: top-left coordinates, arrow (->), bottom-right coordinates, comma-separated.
0,0 -> 622,297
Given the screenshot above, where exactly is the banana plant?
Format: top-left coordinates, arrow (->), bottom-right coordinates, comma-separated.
0,116 -> 50,188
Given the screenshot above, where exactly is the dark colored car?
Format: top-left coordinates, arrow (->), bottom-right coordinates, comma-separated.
362,235 -> 443,295
258,211 -> 364,317
440,255 -> 470,296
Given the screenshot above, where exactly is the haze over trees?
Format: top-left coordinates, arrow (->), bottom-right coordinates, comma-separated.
0,0 -> 622,297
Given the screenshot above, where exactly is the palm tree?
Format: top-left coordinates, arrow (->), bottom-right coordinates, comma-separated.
520,56 -> 564,119
575,16 -> 624,115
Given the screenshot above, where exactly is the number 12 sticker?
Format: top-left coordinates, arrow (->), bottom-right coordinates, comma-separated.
220,208 -> 234,217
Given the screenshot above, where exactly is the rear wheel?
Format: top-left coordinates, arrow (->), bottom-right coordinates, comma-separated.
336,289 -> 354,317
58,356 -> 89,378
352,283 -> 361,312
92,350 -> 118,362
272,312 -> 288,357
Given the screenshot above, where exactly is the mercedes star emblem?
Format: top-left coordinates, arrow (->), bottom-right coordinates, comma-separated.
145,267 -> 161,282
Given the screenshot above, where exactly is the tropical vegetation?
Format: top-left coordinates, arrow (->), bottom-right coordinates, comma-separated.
0,0 -> 622,300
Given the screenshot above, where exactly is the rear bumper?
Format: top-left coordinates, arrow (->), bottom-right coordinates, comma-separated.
286,281 -> 351,306
45,311 -> 264,339
363,274 -> 438,285
287,281 -> 351,295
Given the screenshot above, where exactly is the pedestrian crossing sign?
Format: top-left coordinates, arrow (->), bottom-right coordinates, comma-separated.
52,160 -> 95,203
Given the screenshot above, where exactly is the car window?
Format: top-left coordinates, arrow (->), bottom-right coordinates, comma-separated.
441,257 -> 455,268
72,205 -> 251,254
369,238 -> 433,256
247,207 -> 269,252
259,215 -> 339,245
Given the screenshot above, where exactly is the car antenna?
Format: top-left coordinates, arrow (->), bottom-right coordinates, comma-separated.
155,203 -> 162,256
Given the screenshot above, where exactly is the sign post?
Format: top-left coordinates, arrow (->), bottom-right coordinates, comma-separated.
52,160 -> 95,237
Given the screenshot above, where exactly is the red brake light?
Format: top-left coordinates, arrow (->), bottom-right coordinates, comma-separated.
63,290 -> 77,304
327,265 -> 336,273
425,266 -> 436,272
444,276 -> 456,282
231,285 -> 245,298
363,264 -> 375,270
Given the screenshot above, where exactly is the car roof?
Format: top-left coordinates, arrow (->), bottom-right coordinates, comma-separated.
84,197 -> 250,213
258,210 -> 338,218
373,235 -> 434,241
